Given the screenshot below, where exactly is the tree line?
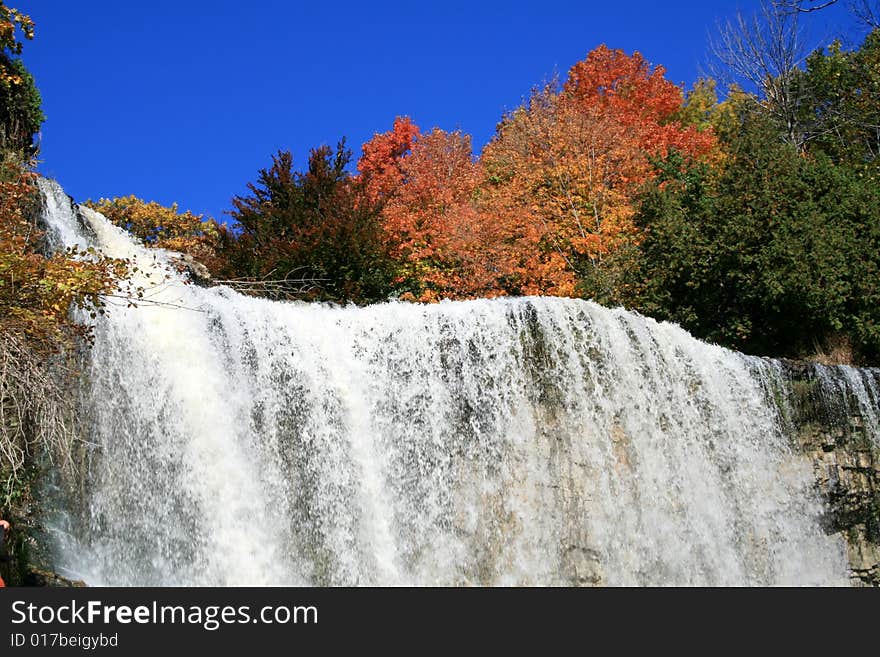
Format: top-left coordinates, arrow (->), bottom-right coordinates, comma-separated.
3,1 -> 880,367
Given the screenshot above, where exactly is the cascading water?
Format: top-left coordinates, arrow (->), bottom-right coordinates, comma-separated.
814,365 -> 880,444
36,178 -> 862,586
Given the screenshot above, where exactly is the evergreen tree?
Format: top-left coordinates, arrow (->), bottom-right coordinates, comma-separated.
228,141 -> 398,304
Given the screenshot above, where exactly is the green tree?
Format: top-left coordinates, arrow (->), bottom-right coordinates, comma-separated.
630,110 -> 880,363
0,55 -> 43,155
797,29 -> 880,166
0,2 -> 43,155
228,141 -> 398,303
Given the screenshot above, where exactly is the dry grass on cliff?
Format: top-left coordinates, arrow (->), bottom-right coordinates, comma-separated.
0,332 -> 80,504
810,334 -> 855,367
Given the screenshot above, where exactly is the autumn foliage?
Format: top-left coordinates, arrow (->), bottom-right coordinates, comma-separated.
0,4 -> 122,351
483,47 -> 716,298
359,123 -> 497,299
85,46 -> 716,307
84,195 -> 231,276
0,160 -> 127,350
355,46 -> 717,301
11,31 -> 871,362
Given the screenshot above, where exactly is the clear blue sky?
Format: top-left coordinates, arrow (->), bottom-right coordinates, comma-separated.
20,0 -> 863,221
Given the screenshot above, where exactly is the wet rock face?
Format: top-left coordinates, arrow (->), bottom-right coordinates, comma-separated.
812,448 -> 880,585
0,521 -> 80,586
781,361 -> 880,586
22,568 -> 86,587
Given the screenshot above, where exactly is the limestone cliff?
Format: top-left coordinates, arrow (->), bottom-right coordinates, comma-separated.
779,361 -> 880,586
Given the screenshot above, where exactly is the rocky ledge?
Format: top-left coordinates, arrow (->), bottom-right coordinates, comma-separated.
779,361 -> 880,586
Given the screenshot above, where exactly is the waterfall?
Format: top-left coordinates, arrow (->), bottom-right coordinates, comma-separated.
36,178 -> 863,586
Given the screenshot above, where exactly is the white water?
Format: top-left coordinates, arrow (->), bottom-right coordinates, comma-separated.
38,178 -> 857,586
815,365 -> 880,446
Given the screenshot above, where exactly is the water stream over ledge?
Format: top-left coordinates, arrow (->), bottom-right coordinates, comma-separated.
38,178 -> 880,586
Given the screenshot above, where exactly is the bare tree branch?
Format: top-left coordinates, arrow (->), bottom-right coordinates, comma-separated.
779,0 -> 880,28
213,267 -> 331,301
778,0 -> 841,13
0,333 -> 82,504
850,0 -> 880,27
708,0 -> 815,149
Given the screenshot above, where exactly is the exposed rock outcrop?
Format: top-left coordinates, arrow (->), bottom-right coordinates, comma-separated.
22,568 -> 86,587
171,253 -> 212,286
779,361 -> 880,586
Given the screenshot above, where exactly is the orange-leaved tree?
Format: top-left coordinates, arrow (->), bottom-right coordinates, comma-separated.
359,116 -> 420,204
481,46 -> 718,301
360,120 -> 523,300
